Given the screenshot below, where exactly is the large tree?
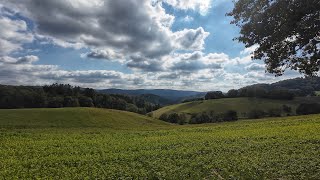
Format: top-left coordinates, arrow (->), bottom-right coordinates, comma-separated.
228,0 -> 320,76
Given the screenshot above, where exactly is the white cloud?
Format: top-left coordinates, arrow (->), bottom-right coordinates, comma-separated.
0,15 -> 34,55
0,56 -> 18,64
0,0 -> 304,92
226,55 -> 253,65
2,0 -> 209,60
0,54 -> 303,91
84,49 -> 124,62
182,15 -> 194,22
240,44 -> 259,55
0,55 -> 39,64
126,54 -> 164,72
161,0 -> 212,15
163,52 -> 226,74
245,63 -> 265,71
173,27 -> 210,51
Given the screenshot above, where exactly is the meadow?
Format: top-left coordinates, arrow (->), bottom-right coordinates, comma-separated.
151,97 -> 320,120
0,108 -> 319,179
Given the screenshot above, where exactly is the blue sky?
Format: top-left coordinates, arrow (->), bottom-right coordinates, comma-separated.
0,0 -> 300,91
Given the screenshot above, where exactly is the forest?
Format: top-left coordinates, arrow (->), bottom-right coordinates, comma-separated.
0,84 -> 161,114
205,77 -> 320,100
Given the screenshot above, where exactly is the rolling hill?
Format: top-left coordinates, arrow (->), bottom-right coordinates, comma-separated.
151,96 -> 320,120
0,108 -> 170,129
1,108 -> 319,179
98,88 -> 206,104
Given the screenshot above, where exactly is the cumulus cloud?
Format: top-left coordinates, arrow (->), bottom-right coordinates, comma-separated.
245,63 -> 265,71
182,15 -> 194,22
0,15 -> 34,55
174,28 -> 210,51
161,0 -> 212,15
240,44 -> 259,55
40,70 -> 124,84
2,0 -> 209,60
0,55 -> 39,64
85,49 -> 124,61
158,73 -> 180,80
17,55 -> 39,64
0,0 -> 304,92
126,54 -> 164,72
0,56 -> 17,64
0,54 -> 302,91
165,52 -> 227,73
226,55 -> 253,65
0,55 -> 136,88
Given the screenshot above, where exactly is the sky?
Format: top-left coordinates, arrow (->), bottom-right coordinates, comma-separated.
0,0 -> 301,91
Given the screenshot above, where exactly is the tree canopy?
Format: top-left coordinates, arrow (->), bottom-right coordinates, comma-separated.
0,84 -> 161,114
228,0 -> 320,76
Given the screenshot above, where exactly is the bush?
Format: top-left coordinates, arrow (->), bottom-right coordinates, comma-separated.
78,96 -> 94,107
182,98 -> 204,103
227,89 -> 238,98
63,96 -> 80,107
223,110 -> 238,121
159,113 -> 168,121
138,108 -> 147,115
167,113 -> 180,123
190,112 -> 211,124
189,111 -> 237,124
282,105 -> 292,113
47,97 -> 64,108
177,114 -> 186,125
296,103 -> 320,115
160,113 -> 186,124
126,104 -> 139,113
248,109 -> 266,119
268,109 -> 282,117
268,89 -> 294,100
205,91 -> 224,100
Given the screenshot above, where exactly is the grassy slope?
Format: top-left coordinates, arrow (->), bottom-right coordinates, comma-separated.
0,108 -> 170,130
151,97 -> 320,119
0,108 -> 319,179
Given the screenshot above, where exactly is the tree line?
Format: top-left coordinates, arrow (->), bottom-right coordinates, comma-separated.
204,88 -> 295,100
158,102 -> 320,125
159,110 -> 238,125
204,77 -> 320,101
0,84 -> 161,114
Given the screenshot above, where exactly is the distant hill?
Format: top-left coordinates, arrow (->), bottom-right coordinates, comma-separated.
271,77 -> 320,89
98,89 -> 206,104
0,108 -> 170,129
151,97 -> 320,121
238,77 -> 320,96
138,94 -> 172,105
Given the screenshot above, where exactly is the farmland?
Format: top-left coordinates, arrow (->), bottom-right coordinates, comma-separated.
0,108 -> 319,179
151,97 -> 320,120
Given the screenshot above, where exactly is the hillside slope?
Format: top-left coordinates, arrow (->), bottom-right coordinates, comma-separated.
0,108 -> 170,129
151,97 -> 320,120
1,112 -> 320,179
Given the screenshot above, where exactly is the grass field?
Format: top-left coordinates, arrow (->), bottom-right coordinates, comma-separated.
151,97 -> 320,120
1,108 -> 320,179
0,108 -> 169,130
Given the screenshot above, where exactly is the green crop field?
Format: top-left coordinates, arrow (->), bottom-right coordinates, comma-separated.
151,97 -> 320,120
1,108 -> 319,179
